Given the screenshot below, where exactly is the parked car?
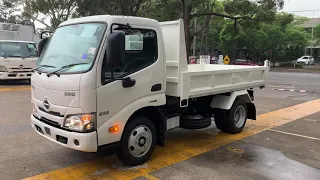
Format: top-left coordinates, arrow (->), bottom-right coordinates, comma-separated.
296,56 -> 314,65
233,59 -> 259,66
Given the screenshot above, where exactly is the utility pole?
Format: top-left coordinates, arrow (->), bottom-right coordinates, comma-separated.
311,10 -> 315,56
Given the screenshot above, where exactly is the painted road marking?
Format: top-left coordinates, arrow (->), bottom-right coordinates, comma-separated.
268,129 -> 320,141
143,174 -> 159,180
24,99 -> 320,180
0,86 -> 31,92
273,88 -> 314,94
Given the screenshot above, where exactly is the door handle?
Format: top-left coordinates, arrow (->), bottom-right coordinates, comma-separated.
151,84 -> 162,92
122,77 -> 136,88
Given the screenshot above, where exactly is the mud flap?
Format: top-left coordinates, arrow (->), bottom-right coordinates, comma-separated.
246,103 -> 256,120
157,106 -> 166,147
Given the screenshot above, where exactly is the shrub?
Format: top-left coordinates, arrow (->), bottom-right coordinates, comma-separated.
279,62 -> 303,68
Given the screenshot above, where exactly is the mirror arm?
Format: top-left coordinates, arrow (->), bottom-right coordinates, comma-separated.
110,23 -> 131,33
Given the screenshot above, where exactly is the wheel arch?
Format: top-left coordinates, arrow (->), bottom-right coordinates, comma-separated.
126,106 -> 166,147
210,90 -> 256,120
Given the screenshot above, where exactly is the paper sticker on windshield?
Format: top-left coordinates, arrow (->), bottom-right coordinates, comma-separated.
88,47 -> 96,54
27,44 -> 35,49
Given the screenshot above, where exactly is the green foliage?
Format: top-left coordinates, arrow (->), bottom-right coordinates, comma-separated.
219,1 -> 309,64
14,0 -> 309,63
0,0 -> 32,25
74,0 -> 148,17
315,24 -> 320,41
24,0 -> 77,30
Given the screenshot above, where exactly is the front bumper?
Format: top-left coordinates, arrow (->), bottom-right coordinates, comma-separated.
0,72 -> 32,80
31,115 -> 98,152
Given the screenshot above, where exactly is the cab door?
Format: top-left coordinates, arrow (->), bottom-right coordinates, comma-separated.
96,24 -> 165,146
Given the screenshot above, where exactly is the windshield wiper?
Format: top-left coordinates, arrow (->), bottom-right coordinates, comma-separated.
46,63 -> 89,77
22,55 -> 36,59
33,65 -> 56,74
7,55 -> 23,58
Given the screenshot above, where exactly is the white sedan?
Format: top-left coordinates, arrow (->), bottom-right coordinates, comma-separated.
296,56 -> 314,65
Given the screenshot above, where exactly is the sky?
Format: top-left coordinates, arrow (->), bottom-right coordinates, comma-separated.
34,0 -> 320,29
281,0 -> 320,18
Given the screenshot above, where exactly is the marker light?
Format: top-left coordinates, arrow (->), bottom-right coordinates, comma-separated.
109,125 -> 119,133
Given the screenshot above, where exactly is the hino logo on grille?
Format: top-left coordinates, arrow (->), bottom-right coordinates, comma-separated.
43,99 -> 50,110
19,65 -> 24,69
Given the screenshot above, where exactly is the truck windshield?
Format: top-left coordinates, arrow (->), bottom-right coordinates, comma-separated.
0,42 -> 37,58
37,23 -> 106,73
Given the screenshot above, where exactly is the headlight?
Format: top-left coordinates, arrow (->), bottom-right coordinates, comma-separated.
64,113 -> 96,132
32,102 -> 39,118
0,65 -> 8,72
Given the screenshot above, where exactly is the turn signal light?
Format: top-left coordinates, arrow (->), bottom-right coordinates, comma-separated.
109,125 -> 119,133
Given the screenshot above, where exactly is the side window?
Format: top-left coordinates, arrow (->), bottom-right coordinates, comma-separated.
102,28 -> 158,80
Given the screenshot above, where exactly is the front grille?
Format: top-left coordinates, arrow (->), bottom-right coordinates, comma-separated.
39,107 -> 64,117
40,117 -> 61,128
11,71 -> 32,73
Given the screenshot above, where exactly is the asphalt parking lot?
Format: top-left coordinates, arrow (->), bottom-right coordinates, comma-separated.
0,72 -> 320,180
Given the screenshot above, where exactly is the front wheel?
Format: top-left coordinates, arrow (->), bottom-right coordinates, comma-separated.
116,116 -> 157,166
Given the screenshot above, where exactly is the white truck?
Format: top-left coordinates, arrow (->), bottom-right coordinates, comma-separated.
30,15 -> 270,166
0,40 -> 38,81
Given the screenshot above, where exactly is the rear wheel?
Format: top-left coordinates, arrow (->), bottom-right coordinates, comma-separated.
214,99 -> 247,134
213,110 -> 227,132
116,116 -> 157,166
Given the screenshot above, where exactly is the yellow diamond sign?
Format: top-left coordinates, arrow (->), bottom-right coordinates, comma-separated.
223,55 -> 230,65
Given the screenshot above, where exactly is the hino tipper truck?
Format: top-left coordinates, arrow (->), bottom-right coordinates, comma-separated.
0,40 -> 38,81
30,15 -> 270,166
0,23 -> 39,81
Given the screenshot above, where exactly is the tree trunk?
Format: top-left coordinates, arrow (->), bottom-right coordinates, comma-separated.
183,6 -> 192,58
121,0 -> 130,15
205,16 -> 210,54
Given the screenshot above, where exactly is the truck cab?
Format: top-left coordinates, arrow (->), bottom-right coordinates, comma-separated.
31,15 -> 269,166
0,40 -> 38,81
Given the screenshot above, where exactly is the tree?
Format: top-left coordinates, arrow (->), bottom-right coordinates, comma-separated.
75,0 -> 147,17
283,26 -> 309,61
144,0 -> 233,56
24,0 -> 77,30
219,11 -> 309,65
314,24 -> 320,42
0,0 -> 17,22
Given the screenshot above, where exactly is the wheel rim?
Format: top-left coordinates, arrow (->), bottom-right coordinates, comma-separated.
128,125 -> 152,158
234,105 -> 246,128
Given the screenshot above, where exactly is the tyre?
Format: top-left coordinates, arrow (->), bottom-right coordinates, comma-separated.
214,98 -> 247,134
213,110 -> 227,132
180,114 -> 211,129
116,116 -> 157,166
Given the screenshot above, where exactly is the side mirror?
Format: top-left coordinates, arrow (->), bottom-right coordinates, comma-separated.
106,31 -> 125,66
40,31 -> 52,39
38,37 -> 49,56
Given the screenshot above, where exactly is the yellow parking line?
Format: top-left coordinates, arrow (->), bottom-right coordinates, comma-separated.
143,174 -> 160,180
0,86 -> 31,92
24,99 -> 320,180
